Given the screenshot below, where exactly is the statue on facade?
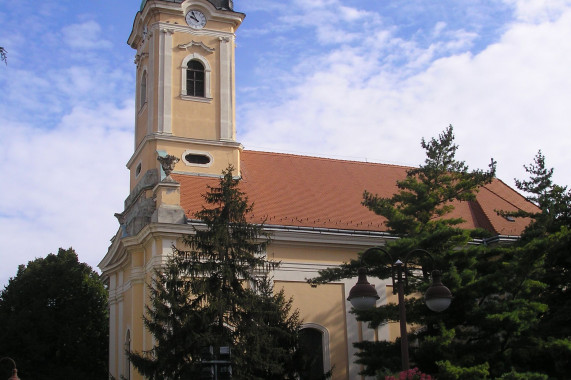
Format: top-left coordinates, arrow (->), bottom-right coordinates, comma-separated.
157,154 -> 180,180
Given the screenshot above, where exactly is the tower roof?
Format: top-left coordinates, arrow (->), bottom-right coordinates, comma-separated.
140,0 -> 234,12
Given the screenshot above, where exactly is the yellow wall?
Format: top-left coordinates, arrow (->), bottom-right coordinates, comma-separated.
276,280 -> 349,380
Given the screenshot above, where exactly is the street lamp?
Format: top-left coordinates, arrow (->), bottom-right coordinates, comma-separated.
346,247 -> 452,371
0,357 -> 20,380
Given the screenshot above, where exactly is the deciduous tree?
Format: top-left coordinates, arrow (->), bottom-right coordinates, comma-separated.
0,248 -> 108,380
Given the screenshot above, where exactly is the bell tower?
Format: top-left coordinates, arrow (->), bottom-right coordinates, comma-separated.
126,0 -> 244,194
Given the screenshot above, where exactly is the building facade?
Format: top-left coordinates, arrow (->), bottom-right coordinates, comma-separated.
99,1 -> 535,379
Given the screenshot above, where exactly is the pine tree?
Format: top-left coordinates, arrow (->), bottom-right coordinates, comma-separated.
499,151 -> 571,378
129,166 -> 302,379
309,126 -> 548,378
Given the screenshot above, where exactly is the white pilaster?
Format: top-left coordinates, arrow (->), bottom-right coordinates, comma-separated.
219,36 -> 233,141
117,271 -> 125,378
157,28 -> 174,134
108,274 -> 118,378
147,31 -> 155,136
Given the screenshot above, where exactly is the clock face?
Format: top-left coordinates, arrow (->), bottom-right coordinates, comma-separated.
185,10 -> 207,29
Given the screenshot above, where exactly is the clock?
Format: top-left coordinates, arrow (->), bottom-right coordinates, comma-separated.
185,10 -> 207,29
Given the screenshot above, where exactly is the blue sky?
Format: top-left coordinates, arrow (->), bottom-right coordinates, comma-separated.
1,0 -> 571,286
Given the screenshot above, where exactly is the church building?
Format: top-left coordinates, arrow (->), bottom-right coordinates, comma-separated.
98,1 -> 535,379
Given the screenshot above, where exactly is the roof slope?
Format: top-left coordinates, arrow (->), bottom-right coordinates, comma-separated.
174,151 -> 536,236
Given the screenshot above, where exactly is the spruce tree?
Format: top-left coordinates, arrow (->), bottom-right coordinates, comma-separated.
500,151 -> 571,378
309,126 -> 511,377
311,130 -> 568,379
130,166 -> 302,379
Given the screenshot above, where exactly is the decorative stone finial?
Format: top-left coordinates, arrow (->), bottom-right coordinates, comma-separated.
157,154 -> 180,179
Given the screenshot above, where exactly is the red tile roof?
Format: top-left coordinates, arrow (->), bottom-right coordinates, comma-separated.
174,151 -> 536,236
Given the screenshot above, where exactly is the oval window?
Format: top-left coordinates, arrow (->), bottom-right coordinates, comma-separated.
185,153 -> 211,165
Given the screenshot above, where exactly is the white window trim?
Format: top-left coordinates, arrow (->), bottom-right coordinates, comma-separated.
181,149 -> 213,168
181,53 -> 212,101
300,323 -> 331,376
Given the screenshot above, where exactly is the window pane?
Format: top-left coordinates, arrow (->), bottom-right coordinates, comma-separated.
188,60 -> 204,70
299,328 -> 324,380
186,60 -> 205,97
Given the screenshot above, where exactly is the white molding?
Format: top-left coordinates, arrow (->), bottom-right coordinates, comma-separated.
109,296 -> 118,377
158,27 -> 174,134
178,40 -> 215,53
181,52 -> 212,99
126,134 -> 243,168
118,298 -> 124,377
180,94 -> 213,103
219,36 -> 233,141
301,323 -> 332,376
147,31 -> 155,137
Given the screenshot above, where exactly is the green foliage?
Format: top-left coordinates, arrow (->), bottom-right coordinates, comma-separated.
362,125 -> 496,236
506,150 -> 571,239
436,360 -> 490,380
497,369 -> 548,380
497,151 -> 571,379
355,340 -> 401,377
129,166 -> 302,379
128,255 -> 215,379
309,126 -> 570,379
233,278 -> 301,379
0,248 -> 109,380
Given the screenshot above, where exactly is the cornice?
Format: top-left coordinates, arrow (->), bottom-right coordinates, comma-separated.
127,134 -> 243,168
101,218 -> 520,282
129,2 -> 243,48
99,222 -> 191,278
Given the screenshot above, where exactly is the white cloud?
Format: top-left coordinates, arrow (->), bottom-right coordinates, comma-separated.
504,0 -> 571,22
239,2 -> 571,189
0,100 -> 133,286
61,21 -> 113,49
0,8 -> 134,286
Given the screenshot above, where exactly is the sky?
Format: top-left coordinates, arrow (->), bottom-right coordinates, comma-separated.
1,0 -> 570,287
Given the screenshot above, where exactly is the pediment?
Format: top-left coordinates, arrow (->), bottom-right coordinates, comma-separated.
178,40 -> 215,54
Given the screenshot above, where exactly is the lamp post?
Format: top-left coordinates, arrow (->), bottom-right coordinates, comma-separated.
0,357 -> 20,380
346,247 -> 452,371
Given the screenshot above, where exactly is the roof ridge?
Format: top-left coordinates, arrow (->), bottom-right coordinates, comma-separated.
242,149 -> 414,169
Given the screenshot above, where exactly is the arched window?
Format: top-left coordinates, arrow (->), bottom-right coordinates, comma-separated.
299,325 -> 331,380
181,53 -> 212,100
186,60 -> 205,97
140,71 -> 147,107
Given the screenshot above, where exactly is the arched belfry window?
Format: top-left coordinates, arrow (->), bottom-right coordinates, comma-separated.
187,60 -> 205,97
181,53 -> 212,100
